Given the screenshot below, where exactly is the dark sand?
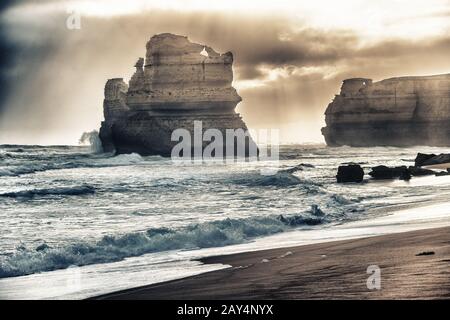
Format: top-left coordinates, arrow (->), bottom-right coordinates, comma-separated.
94,227 -> 450,299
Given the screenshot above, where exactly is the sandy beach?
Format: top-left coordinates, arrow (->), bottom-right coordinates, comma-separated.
93,226 -> 450,300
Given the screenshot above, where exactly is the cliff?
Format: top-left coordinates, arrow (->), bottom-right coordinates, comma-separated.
99,33 -> 256,156
322,74 -> 450,147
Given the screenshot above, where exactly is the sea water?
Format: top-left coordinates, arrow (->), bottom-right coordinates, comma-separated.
1,144 -> 450,299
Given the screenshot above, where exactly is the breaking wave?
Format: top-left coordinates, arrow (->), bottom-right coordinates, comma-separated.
0,185 -> 95,199
101,153 -> 143,164
0,153 -> 146,177
228,171 -> 304,187
0,213 -> 325,278
0,163 -> 66,177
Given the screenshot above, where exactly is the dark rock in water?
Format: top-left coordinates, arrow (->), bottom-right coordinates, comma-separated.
98,33 -> 257,156
369,165 -> 438,180
415,153 -> 437,167
36,243 -> 50,251
321,74 -> 450,147
435,171 -> 450,176
416,251 -> 435,256
310,205 -> 325,217
336,164 -> 364,183
419,153 -> 450,166
408,166 -> 435,176
399,169 -> 412,181
369,165 -> 409,180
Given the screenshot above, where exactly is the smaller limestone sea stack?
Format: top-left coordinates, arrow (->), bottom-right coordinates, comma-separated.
322,74 -> 450,147
99,33 -> 256,156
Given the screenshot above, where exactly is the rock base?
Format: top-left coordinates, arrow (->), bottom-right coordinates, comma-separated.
322,120 -> 450,147
100,114 -> 255,156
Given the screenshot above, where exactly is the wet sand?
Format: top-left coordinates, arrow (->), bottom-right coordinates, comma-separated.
94,226 -> 450,300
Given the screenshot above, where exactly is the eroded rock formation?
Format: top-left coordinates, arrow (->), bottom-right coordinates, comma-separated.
99,33 -> 256,156
322,74 -> 450,146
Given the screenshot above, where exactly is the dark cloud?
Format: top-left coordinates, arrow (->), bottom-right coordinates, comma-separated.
1,4 -> 450,143
232,29 -> 358,79
0,0 -> 16,11
356,37 -> 450,59
0,0 -> 22,107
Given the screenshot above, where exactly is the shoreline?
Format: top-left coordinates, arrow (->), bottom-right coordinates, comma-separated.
93,226 -> 450,300
3,190 -> 450,300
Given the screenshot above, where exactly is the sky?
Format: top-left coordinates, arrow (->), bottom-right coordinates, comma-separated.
1,0 -> 450,145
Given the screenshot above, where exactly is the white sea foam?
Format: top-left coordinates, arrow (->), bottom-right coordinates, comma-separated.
1,144 -> 450,289
0,214 -> 325,278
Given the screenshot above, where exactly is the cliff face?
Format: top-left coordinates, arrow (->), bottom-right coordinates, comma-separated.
322,74 -> 450,147
99,33 -> 256,156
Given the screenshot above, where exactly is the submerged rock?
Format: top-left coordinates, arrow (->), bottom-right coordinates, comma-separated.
407,166 -> 435,176
368,165 -> 410,180
99,33 -> 257,156
322,74 -> 450,147
417,153 -> 450,167
414,153 -> 437,167
399,169 -> 412,181
35,243 -> 50,252
369,164 -> 439,180
336,164 -> 364,183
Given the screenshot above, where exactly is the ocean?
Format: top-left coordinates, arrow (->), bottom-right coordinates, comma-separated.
1,144 -> 450,299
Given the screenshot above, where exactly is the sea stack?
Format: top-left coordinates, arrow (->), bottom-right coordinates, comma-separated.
322,74 -> 450,147
99,33 -> 256,156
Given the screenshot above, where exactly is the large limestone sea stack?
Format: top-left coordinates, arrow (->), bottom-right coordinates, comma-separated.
322,74 -> 450,147
99,33 -> 256,156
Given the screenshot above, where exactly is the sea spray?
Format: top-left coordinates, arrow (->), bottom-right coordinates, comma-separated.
79,130 -> 103,153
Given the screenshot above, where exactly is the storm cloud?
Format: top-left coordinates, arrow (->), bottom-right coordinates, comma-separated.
1,1 -> 450,144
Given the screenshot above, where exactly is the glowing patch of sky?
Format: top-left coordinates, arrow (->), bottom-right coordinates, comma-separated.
5,0 -> 449,40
